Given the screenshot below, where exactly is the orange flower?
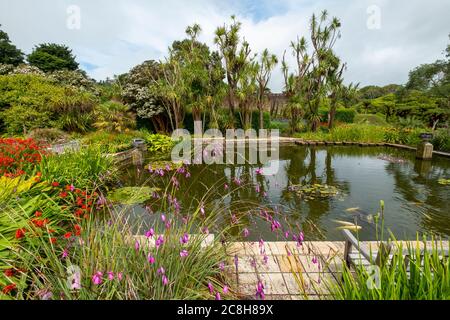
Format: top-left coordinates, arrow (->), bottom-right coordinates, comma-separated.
34,211 -> 42,217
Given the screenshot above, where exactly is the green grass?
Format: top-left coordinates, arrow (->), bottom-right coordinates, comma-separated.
294,124 -> 387,143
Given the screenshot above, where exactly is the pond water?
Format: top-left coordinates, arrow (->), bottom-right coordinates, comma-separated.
118,144 -> 450,241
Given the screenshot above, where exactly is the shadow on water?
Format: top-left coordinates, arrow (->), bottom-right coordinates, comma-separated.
117,145 -> 450,241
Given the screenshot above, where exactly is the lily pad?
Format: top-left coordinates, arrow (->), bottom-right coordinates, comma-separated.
108,186 -> 161,205
147,161 -> 183,171
290,183 -> 340,200
438,178 -> 450,185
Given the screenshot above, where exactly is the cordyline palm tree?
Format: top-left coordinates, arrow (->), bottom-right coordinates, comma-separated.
93,102 -> 135,133
214,16 -> 254,127
283,10 -> 345,132
256,49 -> 278,129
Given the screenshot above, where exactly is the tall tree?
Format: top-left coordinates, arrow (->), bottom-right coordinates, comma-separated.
28,43 -> 79,72
214,16 -> 254,126
255,49 -> 278,129
283,11 -> 343,132
0,25 -> 24,66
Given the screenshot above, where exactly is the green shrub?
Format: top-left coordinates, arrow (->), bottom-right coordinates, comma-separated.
93,101 -> 136,133
1,105 -> 52,134
354,114 -> 387,126
82,131 -> 143,154
431,129 -> 450,152
26,128 -> 68,144
319,107 -> 356,123
144,133 -> 175,153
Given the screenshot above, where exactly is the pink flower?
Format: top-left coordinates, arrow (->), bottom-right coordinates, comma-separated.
223,286 -> 229,294
255,168 -> 263,175
62,249 -> 68,259
234,255 -> 239,268
312,256 -> 318,264
224,183 -> 229,190
219,262 -> 225,271
215,292 -> 221,300
180,249 -> 189,258
155,235 -> 164,249
243,228 -> 250,238
263,255 -> 269,265
256,281 -> 265,300
208,282 -> 214,294
117,272 -> 123,281
201,226 -> 209,235
162,275 -> 169,286
148,253 -> 155,264
161,214 -> 166,222
145,228 -> 155,238
180,233 -> 189,244
107,271 -> 114,280
157,267 -> 165,275
92,271 -> 103,285
135,240 -> 140,251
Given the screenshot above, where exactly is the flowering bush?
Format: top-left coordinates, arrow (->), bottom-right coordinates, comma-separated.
0,138 -> 45,177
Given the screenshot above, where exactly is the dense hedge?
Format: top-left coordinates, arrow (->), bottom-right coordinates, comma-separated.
319,107 -> 356,123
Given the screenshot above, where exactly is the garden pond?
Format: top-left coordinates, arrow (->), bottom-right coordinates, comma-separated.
116,144 -> 450,241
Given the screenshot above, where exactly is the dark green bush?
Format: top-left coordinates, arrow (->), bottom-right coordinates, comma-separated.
432,129 -> 450,152
319,107 -> 356,123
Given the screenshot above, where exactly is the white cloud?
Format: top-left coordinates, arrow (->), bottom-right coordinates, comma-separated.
0,0 -> 449,90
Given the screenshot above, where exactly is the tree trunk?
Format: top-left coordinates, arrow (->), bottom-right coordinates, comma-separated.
259,107 -> 264,130
328,102 -> 337,130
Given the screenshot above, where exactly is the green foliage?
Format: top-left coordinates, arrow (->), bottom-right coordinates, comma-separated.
81,131 -> 144,154
93,101 -> 136,133
319,107 -> 356,123
144,133 -> 175,153
0,25 -> 24,66
354,114 -> 387,126
330,238 -> 449,300
431,128 -> 450,152
26,128 -> 68,144
1,105 -> 52,134
27,43 -> 79,73
36,146 -> 115,188
107,186 -> 160,205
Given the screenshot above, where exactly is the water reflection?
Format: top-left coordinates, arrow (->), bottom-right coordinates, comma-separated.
119,145 -> 450,241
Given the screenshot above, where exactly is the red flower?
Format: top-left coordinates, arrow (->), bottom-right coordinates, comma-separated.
59,191 -> 68,198
64,232 -> 72,239
52,182 -> 60,187
4,269 -> 15,277
74,209 -> 83,217
34,211 -> 42,217
15,228 -> 25,239
2,283 -> 16,294
50,237 -> 57,244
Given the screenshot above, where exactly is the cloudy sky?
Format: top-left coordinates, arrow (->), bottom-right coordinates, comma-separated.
1,0 -> 449,92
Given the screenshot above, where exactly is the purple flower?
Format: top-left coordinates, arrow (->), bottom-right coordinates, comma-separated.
185,172 -> 191,178
208,282 -> 214,294
117,272 -> 123,281
219,261 -> 225,271
180,233 -> 189,245
201,226 -> 209,235
180,249 -> 189,258
161,214 -> 166,222
312,256 -> 318,264
263,255 -> 269,265
250,258 -> 256,268
182,216 -> 189,225
215,292 -> 221,300
135,240 -> 140,251
223,285 -> 229,294
148,253 -> 155,264
200,204 -> 205,215
107,271 -> 114,281
284,231 -> 290,239
162,275 -> 169,286
243,228 -> 250,238
155,235 -> 164,249
157,267 -> 165,275
255,184 -> 260,193
256,281 -> 265,300
255,168 -> 263,175
234,255 -> 239,268
92,271 -> 103,285
224,183 -> 229,190
62,249 -> 68,259
165,220 -> 171,229
145,228 -> 155,238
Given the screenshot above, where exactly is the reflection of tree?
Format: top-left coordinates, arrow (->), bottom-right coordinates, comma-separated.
385,160 -> 450,236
